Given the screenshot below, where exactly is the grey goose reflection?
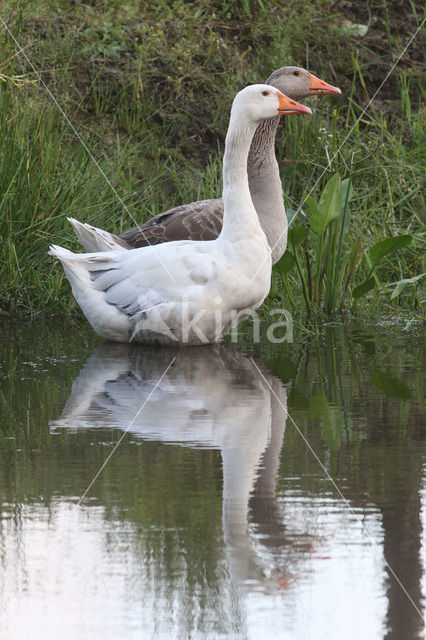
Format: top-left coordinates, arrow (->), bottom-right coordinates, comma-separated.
51,343 -> 295,592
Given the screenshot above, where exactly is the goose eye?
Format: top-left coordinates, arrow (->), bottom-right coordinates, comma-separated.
261,90 -> 270,96
293,71 -> 300,77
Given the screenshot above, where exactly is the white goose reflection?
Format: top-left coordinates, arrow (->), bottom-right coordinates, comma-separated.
51,343 -> 290,593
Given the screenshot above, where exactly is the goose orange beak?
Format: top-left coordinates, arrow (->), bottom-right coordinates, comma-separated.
309,73 -> 341,95
277,92 -> 312,115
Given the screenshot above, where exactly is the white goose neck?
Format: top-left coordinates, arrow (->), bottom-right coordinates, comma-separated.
220,112 -> 262,239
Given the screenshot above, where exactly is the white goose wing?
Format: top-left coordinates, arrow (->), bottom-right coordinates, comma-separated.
50,241 -> 218,316
95,242 -> 217,312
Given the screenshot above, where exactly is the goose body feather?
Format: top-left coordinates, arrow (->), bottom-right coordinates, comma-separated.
50,232 -> 271,344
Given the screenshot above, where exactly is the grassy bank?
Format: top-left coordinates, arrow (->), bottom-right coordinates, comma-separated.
0,0 -> 424,317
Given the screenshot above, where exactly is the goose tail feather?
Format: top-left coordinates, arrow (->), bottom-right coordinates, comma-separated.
67,217 -> 127,253
48,244 -> 96,287
49,244 -> 130,341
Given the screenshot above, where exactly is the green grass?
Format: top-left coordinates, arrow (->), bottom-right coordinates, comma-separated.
0,0 -> 424,317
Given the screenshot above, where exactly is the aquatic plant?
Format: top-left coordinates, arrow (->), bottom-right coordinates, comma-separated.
274,172 -> 416,313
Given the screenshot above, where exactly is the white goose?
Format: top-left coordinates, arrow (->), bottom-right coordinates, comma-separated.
49,85 -> 311,345
69,67 -> 340,264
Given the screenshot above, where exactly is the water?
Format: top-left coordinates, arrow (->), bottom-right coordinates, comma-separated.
0,319 -> 424,640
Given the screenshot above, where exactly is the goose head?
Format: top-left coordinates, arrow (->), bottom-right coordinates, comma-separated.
266,66 -> 341,99
233,84 -> 312,124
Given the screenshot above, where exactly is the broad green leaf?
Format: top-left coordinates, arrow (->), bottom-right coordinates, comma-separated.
340,178 -> 354,211
311,172 -> 342,235
340,204 -> 351,236
286,208 -> 297,227
288,225 -> 309,248
304,196 -> 319,216
370,368 -> 411,398
352,277 -> 375,299
389,272 -> 426,300
340,177 -> 353,237
319,172 -> 342,217
346,236 -> 362,277
274,250 -> 295,276
369,235 -> 412,269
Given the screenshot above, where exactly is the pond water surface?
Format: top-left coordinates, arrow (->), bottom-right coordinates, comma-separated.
0,319 -> 424,640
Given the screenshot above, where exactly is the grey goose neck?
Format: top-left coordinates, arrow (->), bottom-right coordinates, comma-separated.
247,115 -> 281,173
247,114 -> 287,263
